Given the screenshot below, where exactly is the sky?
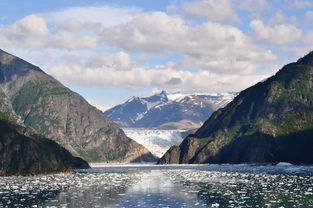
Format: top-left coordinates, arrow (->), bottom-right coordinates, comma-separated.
0,0 -> 313,111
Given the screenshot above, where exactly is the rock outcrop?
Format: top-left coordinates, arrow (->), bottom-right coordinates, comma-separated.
0,49 -> 155,162
159,51 -> 313,165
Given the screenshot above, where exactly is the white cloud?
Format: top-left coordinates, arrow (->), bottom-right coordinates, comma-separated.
182,0 -> 240,22
49,60 -> 270,93
166,3 -> 178,13
305,11 -> 313,22
8,14 -> 49,37
290,30 -> 313,57
87,99 -> 115,111
102,12 -> 277,75
0,5 -> 145,50
0,14 -> 100,50
85,52 -> 131,69
237,0 -> 269,11
46,6 -> 143,28
290,0 -> 313,9
0,2 -> 295,97
0,14 -> 49,49
269,11 -> 285,25
48,31 -> 98,49
250,19 -> 302,44
304,30 -> 313,44
102,12 -> 187,53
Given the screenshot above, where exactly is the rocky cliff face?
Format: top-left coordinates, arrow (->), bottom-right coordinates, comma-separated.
0,49 -> 155,162
159,51 -> 313,165
0,112 -> 90,176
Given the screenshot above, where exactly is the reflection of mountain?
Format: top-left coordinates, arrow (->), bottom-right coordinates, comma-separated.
105,91 -> 236,130
116,170 -> 202,207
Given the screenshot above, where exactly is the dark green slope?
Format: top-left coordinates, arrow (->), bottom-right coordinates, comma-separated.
159,51 -> 313,165
0,112 -> 90,176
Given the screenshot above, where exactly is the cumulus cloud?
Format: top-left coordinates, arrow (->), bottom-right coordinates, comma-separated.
0,14 -> 100,50
182,0 -> 240,22
0,3 -> 295,96
8,14 -> 49,36
49,57 -> 269,93
304,30 -> 313,44
236,0 -> 269,11
269,11 -> 285,25
48,31 -> 98,49
0,5 -> 144,50
46,6 -> 143,28
250,19 -> 302,44
305,11 -> 313,22
102,12 -> 277,75
0,14 -> 49,48
85,52 -> 131,69
290,0 -> 313,9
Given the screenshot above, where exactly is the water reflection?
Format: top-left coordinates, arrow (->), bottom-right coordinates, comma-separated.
115,170 -> 203,207
0,165 -> 312,207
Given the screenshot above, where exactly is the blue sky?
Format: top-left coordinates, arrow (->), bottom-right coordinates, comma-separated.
1,0 -> 313,110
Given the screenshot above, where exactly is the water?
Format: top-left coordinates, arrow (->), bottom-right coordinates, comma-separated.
0,164 -> 312,208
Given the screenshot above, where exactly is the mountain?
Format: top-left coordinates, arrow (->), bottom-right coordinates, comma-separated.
105,91 -> 236,130
0,49 -> 155,162
0,111 -> 90,176
159,51 -> 313,165
106,91 -> 169,127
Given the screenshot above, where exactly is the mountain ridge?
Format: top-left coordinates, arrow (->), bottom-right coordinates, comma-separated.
105,91 -> 236,130
159,51 -> 313,165
0,49 -> 156,162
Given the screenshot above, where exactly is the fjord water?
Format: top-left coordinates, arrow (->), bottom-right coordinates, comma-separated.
1,164 -> 312,208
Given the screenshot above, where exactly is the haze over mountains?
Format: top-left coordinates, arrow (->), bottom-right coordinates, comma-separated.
105,91 -> 236,130
0,49 -> 155,163
159,51 -> 313,165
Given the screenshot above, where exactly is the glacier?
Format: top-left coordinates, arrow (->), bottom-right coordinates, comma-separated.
123,129 -> 185,158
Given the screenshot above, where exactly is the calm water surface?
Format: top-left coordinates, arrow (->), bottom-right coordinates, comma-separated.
0,164 -> 312,207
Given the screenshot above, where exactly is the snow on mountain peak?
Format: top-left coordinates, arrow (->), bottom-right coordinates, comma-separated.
105,90 -> 238,130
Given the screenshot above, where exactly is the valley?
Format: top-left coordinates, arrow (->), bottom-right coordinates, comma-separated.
1,1 -> 313,207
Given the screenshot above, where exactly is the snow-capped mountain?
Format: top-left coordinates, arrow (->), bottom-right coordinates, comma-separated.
123,129 -> 185,158
105,91 -> 237,130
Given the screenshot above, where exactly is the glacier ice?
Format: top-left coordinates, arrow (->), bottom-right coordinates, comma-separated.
123,129 -> 184,157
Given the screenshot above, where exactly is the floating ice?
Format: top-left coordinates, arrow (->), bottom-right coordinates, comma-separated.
0,164 -> 312,207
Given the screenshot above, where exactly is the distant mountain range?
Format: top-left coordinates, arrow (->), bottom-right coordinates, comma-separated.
0,49 -> 155,163
159,51 -> 313,165
105,91 -> 237,130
